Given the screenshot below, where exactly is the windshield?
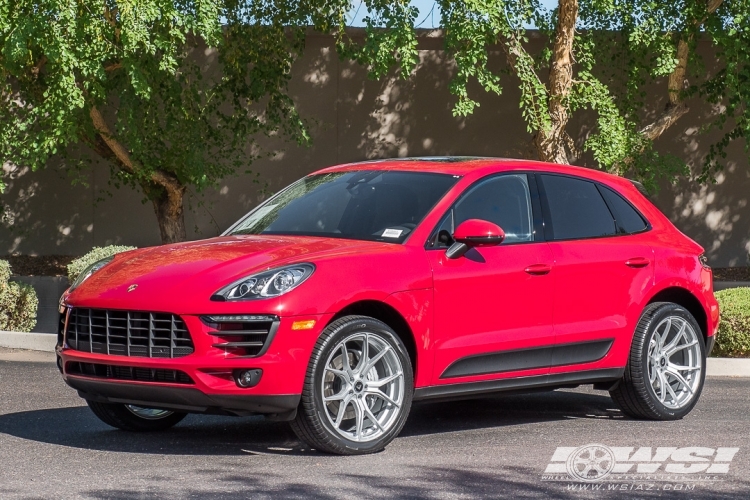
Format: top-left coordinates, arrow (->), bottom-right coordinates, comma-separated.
227,170 -> 459,243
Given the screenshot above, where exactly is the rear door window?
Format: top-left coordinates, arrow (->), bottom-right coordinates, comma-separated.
540,174 -> 616,240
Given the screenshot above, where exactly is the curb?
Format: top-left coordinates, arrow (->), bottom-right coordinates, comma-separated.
714,281 -> 750,291
2,331 -> 750,377
706,358 -> 750,377
0,331 -> 56,352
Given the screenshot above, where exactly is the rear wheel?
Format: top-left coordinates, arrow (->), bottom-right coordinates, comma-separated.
87,400 -> 187,431
610,302 -> 706,420
290,315 -> 414,455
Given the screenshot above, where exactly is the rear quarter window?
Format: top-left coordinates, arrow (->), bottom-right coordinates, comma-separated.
598,185 -> 649,234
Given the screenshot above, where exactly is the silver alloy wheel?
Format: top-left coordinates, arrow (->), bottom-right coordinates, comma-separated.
647,315 -> 702,409
321,332 -> 405,443
125,405 -> 174,420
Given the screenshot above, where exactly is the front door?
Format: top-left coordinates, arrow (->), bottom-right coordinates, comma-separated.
427,174 -> 556,384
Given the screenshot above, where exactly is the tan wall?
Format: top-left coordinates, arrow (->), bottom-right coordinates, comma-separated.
2,33 -> 749,266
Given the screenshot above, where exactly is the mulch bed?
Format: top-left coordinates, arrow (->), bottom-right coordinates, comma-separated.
3,254 -> 750,280
3,255 -> 76,277
713,267 -> 750,282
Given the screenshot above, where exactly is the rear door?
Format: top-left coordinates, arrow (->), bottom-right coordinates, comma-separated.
537,174 -> 654,372
427,173 -> 556,384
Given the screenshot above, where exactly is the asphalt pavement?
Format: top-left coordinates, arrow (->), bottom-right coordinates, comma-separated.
1,347 -> 748,499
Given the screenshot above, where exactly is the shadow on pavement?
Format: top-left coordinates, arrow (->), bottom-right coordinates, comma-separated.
0,389 -> 620,456
79,465 -> 750,500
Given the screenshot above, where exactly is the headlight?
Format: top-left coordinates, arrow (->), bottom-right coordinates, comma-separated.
68,256 -> 115,292
211,263 -> 315,301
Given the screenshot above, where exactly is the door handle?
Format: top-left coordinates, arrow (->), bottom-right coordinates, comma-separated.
625,257 -> 650,268
524,264 -> 551,275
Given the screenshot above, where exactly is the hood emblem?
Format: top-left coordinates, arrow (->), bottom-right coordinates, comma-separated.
127,284 -> 138,293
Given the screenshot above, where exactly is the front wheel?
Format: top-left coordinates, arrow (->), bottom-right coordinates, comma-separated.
610,302 -> 706,420
87,400 -> 187,431
290,315 -> 414,455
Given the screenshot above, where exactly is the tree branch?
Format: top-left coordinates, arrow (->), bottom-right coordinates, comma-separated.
88,106 -> 185,214
638,0 -> 723,143
31,56 -> 47,78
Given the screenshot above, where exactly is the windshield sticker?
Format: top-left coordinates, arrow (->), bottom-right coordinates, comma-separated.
382,228 -> 403,238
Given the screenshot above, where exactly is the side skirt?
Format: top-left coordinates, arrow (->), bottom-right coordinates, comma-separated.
413,368 -> 625,402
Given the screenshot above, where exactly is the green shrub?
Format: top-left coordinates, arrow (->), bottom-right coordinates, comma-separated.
0,260 -> 38,332
713,287 -> 750,357
67,246 -> 137,283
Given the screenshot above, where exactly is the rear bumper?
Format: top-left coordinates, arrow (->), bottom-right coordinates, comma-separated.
69,377 -> 299,416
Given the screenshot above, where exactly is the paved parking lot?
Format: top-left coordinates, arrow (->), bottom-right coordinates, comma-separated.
1,348 -> 748,499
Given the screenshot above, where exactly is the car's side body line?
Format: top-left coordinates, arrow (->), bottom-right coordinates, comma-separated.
413,368 -> 625,402
440,338 -> 614,379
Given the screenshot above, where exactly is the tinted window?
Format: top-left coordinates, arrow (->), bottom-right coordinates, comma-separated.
599,186 -> 648,234
228,171 -> 457,243
540,175 -> 616,240
429,174 -> 533,246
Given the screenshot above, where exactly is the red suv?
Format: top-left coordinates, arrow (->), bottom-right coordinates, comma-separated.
57,158 -> 719,455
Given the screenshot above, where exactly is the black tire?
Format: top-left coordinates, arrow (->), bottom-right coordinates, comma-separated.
290,315 -> 414,455
610,302 -> 706,420
87,400 -> 187,431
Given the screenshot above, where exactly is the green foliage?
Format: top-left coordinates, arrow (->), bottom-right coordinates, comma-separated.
698,0 -> 750,181
67,245 -> 136,283
713,287 -> 750,358
0,260 -> 38,332
342,1 -> 747,189
0,1 -> 354,239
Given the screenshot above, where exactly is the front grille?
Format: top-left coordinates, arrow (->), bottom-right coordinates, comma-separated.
65,308 -> 194,358
66,361 -> 193,384
201,314 -> 279,357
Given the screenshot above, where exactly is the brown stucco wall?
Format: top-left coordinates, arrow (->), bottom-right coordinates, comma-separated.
1,31 -> 748,266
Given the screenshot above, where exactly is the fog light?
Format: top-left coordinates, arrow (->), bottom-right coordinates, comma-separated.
234,369 -> 262,388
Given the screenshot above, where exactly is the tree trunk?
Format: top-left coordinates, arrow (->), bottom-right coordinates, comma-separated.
150,186 -> 187,244
88,105 -> 189,244
536,0 -> 578,164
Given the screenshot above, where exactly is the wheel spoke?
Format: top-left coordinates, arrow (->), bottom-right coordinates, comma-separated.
365,388 -> 400,408
353,398 -> 364,439
667,339 -> 698,356
370,371 -> 402,388
334,394 -> 352,427
363,347 -> 391,375
664,378 -> 679,403
340,343 -> 352,374
357,334 -> 369,374
324,390 -> 347,402
657,371 -> 667,402
326,367 -> 348,380
362,401 -> 384,432
663,321 -> 686,353
668,362 -> 700,372
649,363 -> 658,383
659,319 -> 672,349
665,367 -> 694,394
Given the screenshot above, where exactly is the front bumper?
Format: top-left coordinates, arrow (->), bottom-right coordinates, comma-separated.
69,377 -> 300,416
58,312 -> 334,415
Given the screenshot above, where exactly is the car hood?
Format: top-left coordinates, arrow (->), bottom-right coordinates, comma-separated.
66,235 -> 400,311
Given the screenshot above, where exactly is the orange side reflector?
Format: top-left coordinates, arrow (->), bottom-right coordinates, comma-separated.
291,320 -> 316,331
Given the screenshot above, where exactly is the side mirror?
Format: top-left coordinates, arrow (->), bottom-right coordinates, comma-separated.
446,219 -> 505,259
